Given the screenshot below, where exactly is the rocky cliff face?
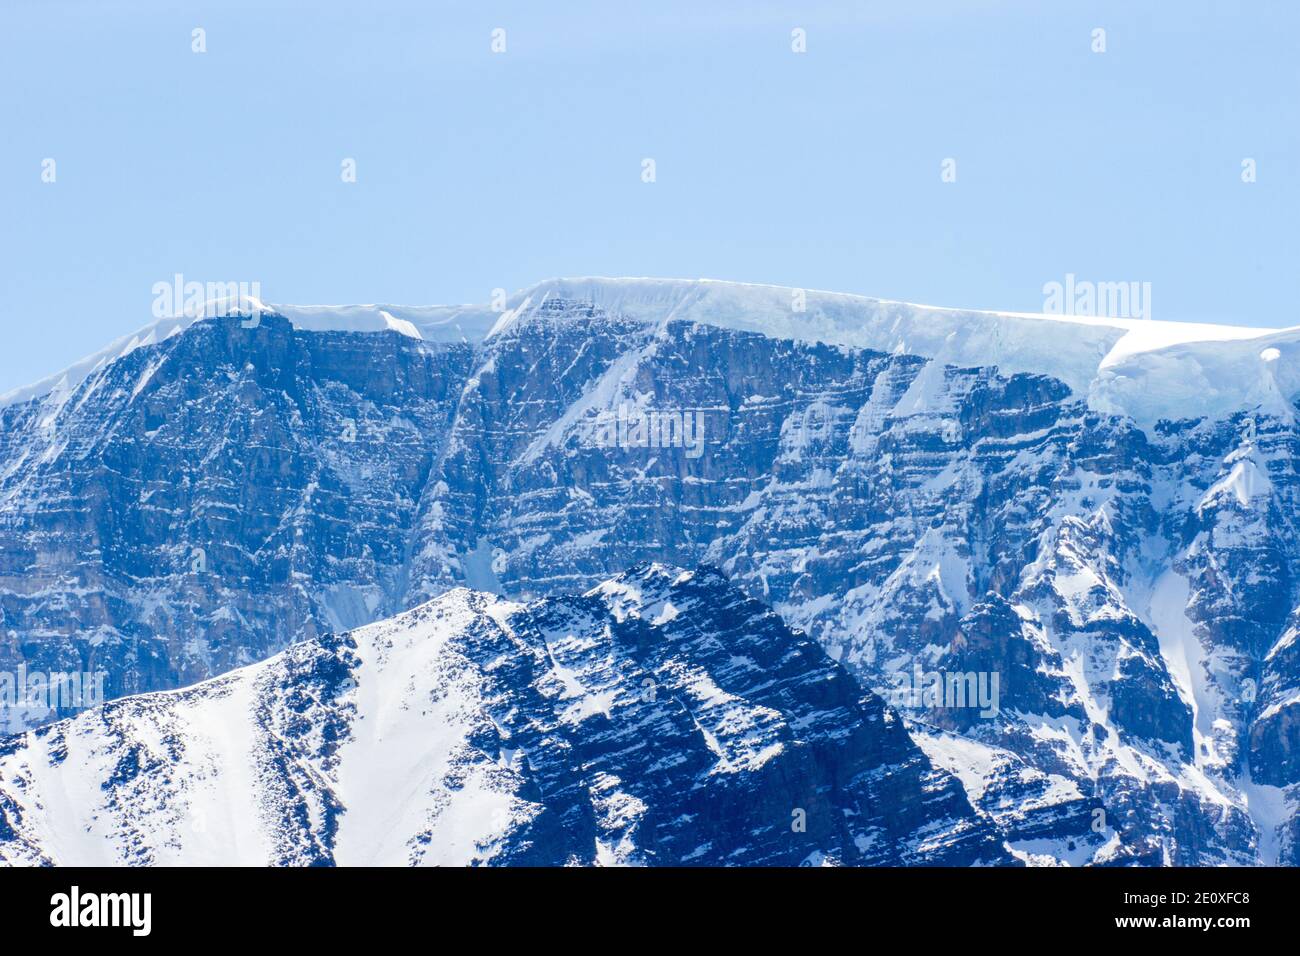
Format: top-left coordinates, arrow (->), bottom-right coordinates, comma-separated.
2,279 -> 1298,864
0,315 -> 474,713
0,566 -> 1006,866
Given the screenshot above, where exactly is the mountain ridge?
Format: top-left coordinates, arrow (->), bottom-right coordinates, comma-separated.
6,277 -> 1294,429
0,565 -> 1010,866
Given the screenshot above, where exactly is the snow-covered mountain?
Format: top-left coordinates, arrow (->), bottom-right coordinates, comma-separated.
6,277 -> 1292,427
2,276 -> 1299,865
0,565 -> 1007,866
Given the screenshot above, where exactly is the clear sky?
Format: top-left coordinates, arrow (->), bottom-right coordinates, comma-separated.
1,0 -> 1296,395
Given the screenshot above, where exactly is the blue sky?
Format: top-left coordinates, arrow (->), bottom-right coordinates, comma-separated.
1,0 -> 1296,394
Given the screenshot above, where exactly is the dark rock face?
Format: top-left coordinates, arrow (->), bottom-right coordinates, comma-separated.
476,565 -> 1006,866
2,297 -> 1300,864
0,566 -> 1007,866
1251,606 -> 1300,786
0,314 -> 474,719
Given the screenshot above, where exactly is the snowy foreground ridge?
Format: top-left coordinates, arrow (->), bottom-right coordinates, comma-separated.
0,567 -> 1006,866
5,276 -> 1296,429
2,276 -> 1300,865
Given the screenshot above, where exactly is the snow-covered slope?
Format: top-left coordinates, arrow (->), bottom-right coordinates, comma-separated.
0,566 -> 1006,866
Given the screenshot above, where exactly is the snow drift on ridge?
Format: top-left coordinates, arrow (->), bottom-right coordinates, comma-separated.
4,277 -> 1294,430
